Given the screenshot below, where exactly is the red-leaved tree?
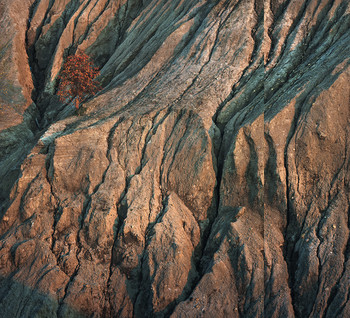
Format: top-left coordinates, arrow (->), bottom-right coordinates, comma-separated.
57,52 -> 101,109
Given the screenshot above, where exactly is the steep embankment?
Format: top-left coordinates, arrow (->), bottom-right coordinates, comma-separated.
0,0 -> 349,317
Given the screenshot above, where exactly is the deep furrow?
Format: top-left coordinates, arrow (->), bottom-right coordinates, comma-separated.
324,239 -> 350,317
1,0 -> 350,317
132,195 -> 169,317
325,202 -> 350,317
57,195 -> 91,308
26,0 -> 56,89
102,110 -> 159,303
265,26 -> 350,120
71,0 -> 94,47
77,0 -> 112,46
314,215 -> 326,317
57,260 -> 81,317
162,112 -> 190,188
135,109 -> 166,175
44,144 -> 64,258
104,188 -> 129,316
283,108 -> 301,317
267,0 -> 311,67
265,0 -> 345,99
303,1 -> 349,64
243,128 -> 262,206
280,40 -> 348,314
101,118 -> 128,315
108,0 -> 214,98
171,21 -> 221,105
159,109 -> 187,186
233,66 -> 264,127
55,118 -> 125,314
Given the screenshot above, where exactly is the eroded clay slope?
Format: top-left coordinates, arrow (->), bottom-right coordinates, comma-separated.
0,0 -> 349,317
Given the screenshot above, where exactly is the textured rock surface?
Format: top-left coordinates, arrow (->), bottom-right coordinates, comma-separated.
0,0 -> 349,317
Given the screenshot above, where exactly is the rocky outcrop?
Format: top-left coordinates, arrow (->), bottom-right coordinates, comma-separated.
0,0 -> 349,317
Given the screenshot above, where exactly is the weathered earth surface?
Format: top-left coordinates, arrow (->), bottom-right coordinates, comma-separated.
0,0 -> 349,317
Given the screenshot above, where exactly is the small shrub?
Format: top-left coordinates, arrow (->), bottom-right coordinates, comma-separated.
57,52 -> 101,109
